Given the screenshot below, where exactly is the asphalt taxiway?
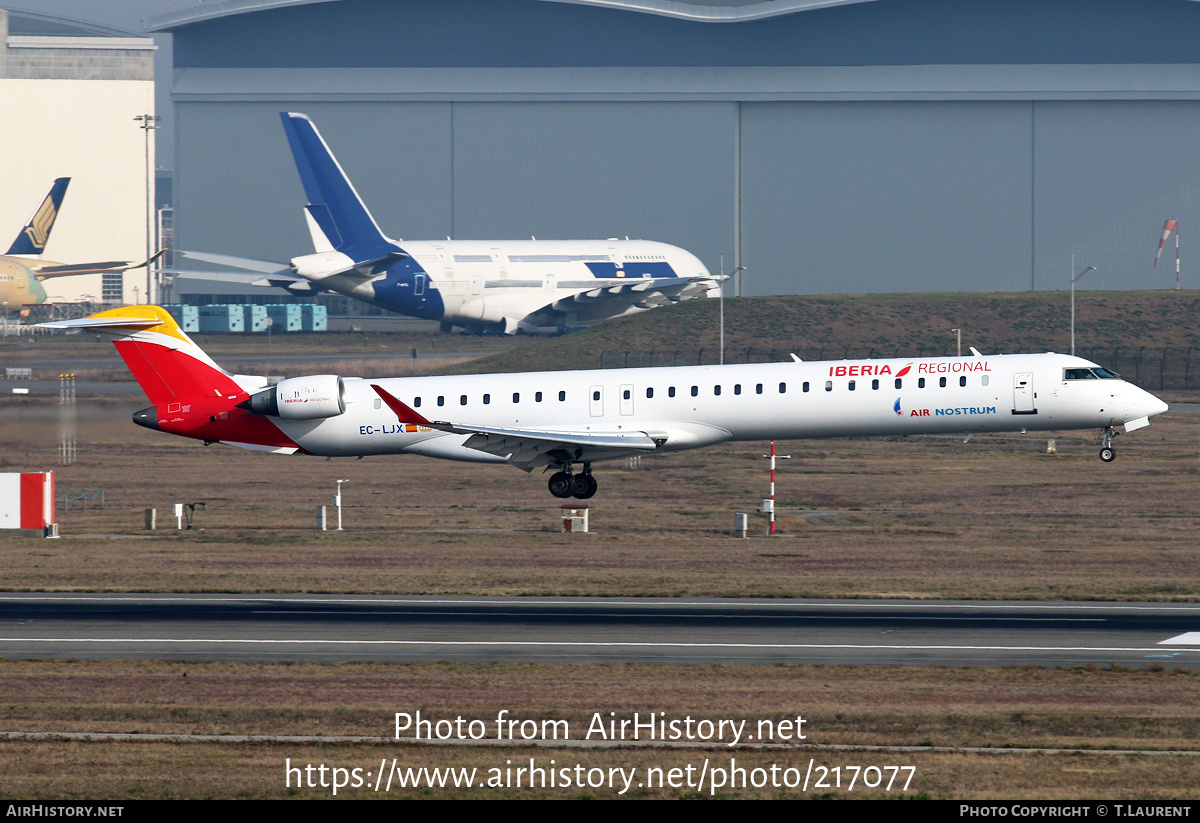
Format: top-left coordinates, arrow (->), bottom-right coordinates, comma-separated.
0,594 -> 1197,667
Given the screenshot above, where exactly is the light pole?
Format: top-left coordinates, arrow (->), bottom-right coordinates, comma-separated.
134,113 -> 160,304
1070,255 -> 1096,357
334,479 -> 349,530
951,328 -> 961,357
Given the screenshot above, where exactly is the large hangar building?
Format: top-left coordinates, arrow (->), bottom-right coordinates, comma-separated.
151,0 -> 1200,298
0,8 -> 155,306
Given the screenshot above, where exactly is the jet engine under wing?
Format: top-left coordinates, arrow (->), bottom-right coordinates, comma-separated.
370,383 -> 659,470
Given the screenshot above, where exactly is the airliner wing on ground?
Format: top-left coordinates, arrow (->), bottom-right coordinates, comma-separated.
41,306 -> 1170,500
177,113 -> 722,334
0,178 -> 161,309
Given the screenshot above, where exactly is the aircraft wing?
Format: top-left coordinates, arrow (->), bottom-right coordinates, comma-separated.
371,384 -> 659,470
176,250 -> 289,274
31,249 -> 166,279
555,275 -> 723,313
168,253 -> 321,294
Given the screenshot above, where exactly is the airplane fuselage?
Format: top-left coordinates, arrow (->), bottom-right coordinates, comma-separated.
297,238 -> 715,333
146,352 -> 1167,466
0,258 -> 47,307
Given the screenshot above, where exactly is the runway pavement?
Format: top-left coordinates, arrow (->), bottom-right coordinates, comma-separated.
0,593 -> 1198,667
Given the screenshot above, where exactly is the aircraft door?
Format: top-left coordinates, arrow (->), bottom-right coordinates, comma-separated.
589,385 -> 604,417
414,274 -> 425,296
1012,372 -> 1037,415
620,384 -> 634,415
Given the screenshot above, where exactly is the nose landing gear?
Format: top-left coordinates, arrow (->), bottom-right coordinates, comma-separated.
548,462 -> 597,499
1099,426 -> 1118,462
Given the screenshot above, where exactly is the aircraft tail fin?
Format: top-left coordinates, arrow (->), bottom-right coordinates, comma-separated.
38,306 -> 263,405
7,178 -> 69,256
280,112 -> 390,255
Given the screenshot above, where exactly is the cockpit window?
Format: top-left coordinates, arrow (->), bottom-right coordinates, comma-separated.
1065,367 -> 1120,381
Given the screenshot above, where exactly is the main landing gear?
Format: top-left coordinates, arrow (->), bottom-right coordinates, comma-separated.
548,462 -> 597,499
1099,426 -> 1118,462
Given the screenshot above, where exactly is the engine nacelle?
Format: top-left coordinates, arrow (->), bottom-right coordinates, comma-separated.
243,374 -> 346,420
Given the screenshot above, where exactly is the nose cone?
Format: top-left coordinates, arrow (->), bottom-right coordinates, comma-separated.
1126,388 -> 1169,422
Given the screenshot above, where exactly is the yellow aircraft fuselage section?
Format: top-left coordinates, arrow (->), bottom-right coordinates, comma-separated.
0,258 -> 48,307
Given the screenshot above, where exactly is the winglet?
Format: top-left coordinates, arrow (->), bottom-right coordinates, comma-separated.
8,178 -> 69,256
370,384 -> 433,425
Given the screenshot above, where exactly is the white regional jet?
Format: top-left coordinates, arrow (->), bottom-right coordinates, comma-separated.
42,305 -> 1169,499
181,112 -> 721,334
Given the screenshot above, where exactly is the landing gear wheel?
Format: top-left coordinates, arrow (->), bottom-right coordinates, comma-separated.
548,471 -> 574,498
572,474 -> 598,499
1099,447 -> 1116,463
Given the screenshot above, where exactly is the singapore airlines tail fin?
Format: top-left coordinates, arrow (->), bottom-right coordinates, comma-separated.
38,306 -> 266,405
7,178 -> 70,257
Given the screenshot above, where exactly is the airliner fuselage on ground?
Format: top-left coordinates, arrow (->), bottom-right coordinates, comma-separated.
182,113 -> 720,334
43,306 -> 1168,499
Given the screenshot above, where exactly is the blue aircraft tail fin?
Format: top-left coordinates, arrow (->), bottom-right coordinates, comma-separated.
280,112 -> 390,254
8,178 -> 69,256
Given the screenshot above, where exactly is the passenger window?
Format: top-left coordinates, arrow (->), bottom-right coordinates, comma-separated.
734,384 -> 741,395
437,396 -> 444,407
624,389 -> 632,399
779,382 -> 787,393
895,378 -> 902,389
691,386 -> 698,397
669,387 -> 676,397
460,394 -> 467,405
414,397 -> 422,408
536,392 -> 543,402
483,394 -> 490,404
939,377 -> 946,388
756,384 -> 763,395
982,375 -> 989,387
918,378 -> 926,388
559,391 -> 566,401
593,390 -> 600,401
872,379 -> 879,390
848,380 -> 856,391
646,387 -> 654,398
714,385 -> 721,396
802,382 -> 810,393
825,381 -> 832,392
512,392 -> 519,403
374,398 -> 382,409
959,376 -> 966,387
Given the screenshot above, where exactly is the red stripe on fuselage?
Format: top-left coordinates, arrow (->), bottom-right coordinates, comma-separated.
155,398 -> 303,451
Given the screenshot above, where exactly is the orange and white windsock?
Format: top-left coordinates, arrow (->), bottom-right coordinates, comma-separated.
1154,219 -> 1178,267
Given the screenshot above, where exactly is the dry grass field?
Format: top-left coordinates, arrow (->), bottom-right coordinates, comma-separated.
2,393 -> 1198,600
1,370 -> 1199,796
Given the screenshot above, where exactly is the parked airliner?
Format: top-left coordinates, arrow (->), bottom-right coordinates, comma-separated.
179,112 -> 721,334
0,178 -> 160,310
42,305 -> 1169,499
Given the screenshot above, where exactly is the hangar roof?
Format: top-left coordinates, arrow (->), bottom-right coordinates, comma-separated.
147,0 -> 868,31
